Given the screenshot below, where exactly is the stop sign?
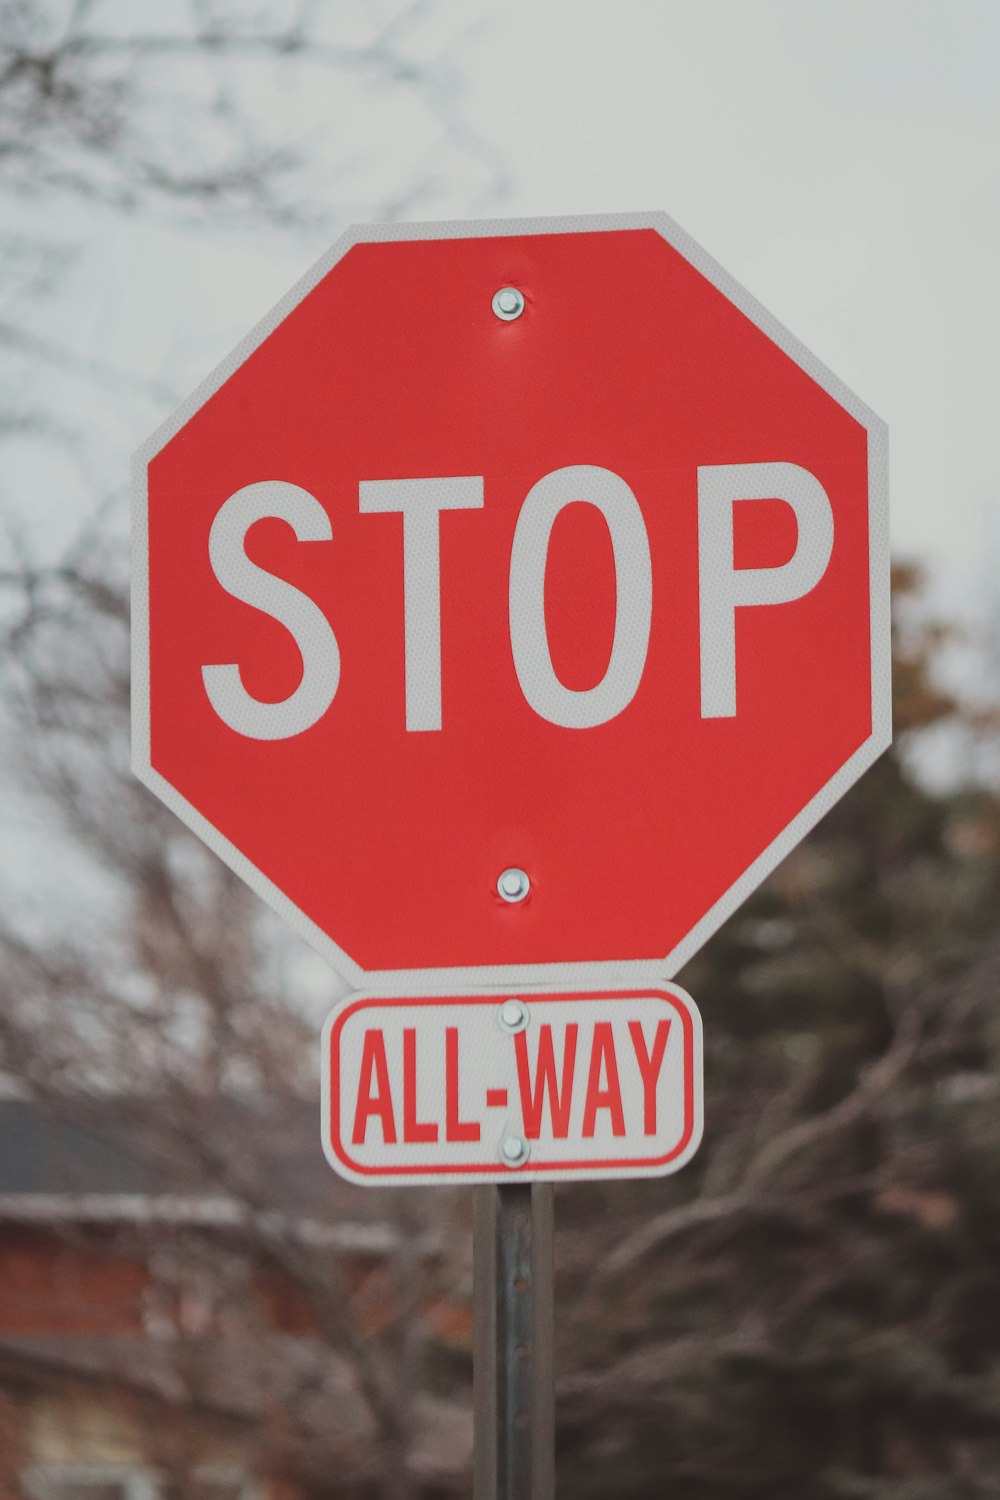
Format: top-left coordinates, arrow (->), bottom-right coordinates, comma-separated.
133,212 -> 890,991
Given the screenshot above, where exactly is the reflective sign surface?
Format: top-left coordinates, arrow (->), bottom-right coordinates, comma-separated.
322,984 -> 703,1185
134,213 -> 890,989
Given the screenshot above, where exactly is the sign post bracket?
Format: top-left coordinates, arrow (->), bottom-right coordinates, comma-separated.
473,1182 -> 554,1500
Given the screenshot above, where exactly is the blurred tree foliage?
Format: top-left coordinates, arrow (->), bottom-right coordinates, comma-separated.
552,564 -> 1000,1499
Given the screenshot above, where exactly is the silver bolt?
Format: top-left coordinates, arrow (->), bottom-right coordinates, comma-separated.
498,999 -> 530,1034
497,867 -> 530,903
492,286 -> 525,321
500,1135 -> 530,1167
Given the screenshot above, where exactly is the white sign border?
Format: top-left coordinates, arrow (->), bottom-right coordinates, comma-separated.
132,210 -> 891,994
319,980 -> 704,1187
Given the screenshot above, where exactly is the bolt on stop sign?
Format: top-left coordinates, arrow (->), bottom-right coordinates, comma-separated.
133,212 -> 890,992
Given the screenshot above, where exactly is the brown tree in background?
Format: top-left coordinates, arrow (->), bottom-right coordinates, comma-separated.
554,568 -> 1000,1499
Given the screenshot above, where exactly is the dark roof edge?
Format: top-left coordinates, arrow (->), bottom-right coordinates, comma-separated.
0,1192 -> 439,1255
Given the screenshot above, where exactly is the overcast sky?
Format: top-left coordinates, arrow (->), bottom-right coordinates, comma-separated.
9,0 -> 998,626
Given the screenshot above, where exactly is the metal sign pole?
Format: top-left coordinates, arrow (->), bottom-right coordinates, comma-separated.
473,1182 -> 554,1500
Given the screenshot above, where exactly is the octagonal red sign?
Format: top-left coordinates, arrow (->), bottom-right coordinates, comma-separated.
132,212 -> 890,990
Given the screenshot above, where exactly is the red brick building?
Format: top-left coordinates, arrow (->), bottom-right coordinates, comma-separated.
0,1101 -> 471,1499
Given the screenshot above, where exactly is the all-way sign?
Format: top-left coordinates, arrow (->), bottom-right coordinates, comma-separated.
321,985 -> 703,1185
